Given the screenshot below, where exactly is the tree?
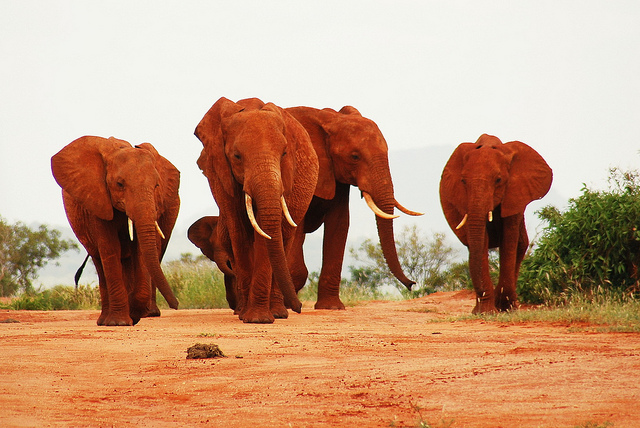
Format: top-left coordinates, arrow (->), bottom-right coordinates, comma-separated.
0,217 -> 78,296
349,225 -> 465,297
518,167 -> 640,303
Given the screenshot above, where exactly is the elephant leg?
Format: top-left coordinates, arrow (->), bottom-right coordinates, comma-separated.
96,229 -> 133,325
269,279 -> 288,319
147,285 -> 161,317
128,247 -> 153,323
94,259 -> 110,325
316,184 -> 350,310
496,215 -> 522,311
242,239 -> 276,323
289,225 -> 309,293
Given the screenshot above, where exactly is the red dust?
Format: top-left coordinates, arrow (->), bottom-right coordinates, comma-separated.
1,291 -> 639,427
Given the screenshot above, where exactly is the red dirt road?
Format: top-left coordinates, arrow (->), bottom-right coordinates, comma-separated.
1,291 -> 639,427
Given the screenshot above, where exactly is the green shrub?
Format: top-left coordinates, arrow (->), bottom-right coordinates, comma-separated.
519,167 -> 640,303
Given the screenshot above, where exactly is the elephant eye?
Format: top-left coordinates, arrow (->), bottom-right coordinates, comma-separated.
496,177 -> 502,184
351,153 -> 360,161
282,150 -> 287,157
233,153 -> 241,160
117,180 -> 125,189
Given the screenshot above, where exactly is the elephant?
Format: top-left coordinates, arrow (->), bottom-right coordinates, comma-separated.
195,97 -> 319,323
285,105 -> 422,310
187,215 -> 236,311
439,134 -> 552,313
51,136 -> 180,326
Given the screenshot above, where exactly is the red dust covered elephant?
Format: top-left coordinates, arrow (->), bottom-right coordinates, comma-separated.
194,97 -> 318,323
52,136 -> 180,326
439,134 -> 552,313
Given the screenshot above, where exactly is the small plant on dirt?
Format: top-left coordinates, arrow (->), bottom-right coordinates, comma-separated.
389,402 -> 454,428
574,421 -> 613,428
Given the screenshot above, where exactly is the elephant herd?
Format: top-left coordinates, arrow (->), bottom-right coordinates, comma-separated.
51,97 -> 552,326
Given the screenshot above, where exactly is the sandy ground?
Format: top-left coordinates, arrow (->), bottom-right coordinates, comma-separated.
1,290 -> 639,428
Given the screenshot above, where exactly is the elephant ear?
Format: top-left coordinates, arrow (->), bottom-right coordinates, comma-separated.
187,216 -> 217,261
285,107 -> 336,200
135,142 -> 181,214
501,141 -> 553,217
51,136 -> 130,220
439,143 -> 475,233
195,97 -> 244,197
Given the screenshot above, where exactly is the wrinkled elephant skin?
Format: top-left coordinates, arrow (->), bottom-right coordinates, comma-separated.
285,105 -> 422,310
195,97 -> 319,323
52,136 -> 180,326
439,134 -> 552,313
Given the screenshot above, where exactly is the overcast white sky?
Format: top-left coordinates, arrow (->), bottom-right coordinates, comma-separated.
1,1 -> 640,284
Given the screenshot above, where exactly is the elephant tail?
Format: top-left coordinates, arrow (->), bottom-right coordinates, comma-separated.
74,253 -> 91,289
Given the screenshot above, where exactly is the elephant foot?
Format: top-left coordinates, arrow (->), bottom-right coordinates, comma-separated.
495,287 -> 518,312
314,296 -> 345,310
271,303 -> 289,319
472,296 -> 497,314
145,303 -> 162,318
242,307 -> 275,324
97,314 -> 134,326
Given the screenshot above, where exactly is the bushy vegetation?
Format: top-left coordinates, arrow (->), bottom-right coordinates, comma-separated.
2,284 -> 100,311
348,225 -> 471,297
519,167 -> 640,303
0,217 -> 78,296
158,254 -> 229,309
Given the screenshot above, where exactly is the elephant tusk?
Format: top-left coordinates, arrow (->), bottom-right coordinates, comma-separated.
456,214 -> 468,230
363,192 -> 399,220
488,211 -> 493,222
245,193 -> 272,240
128,218 -> 134,241
155,221 -> 166,240
280,196 -> 297,228
395,200 -> 424,216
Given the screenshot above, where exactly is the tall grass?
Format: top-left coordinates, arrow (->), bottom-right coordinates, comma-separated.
4,284 -> 101,310
159,258 -> 229,309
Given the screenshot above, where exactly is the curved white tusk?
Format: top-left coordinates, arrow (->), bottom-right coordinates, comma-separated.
363,192 -> 399,219
456,214 -> 468,230
395,200 -> 424,216
245,193 -> 272,240
155,221 -> 166,240
128,218 -> 134,241
280,196 -> 297,227
488,211 -> 493,222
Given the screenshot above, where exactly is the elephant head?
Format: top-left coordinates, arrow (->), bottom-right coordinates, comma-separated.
287,106 -> 422,290
195,97 -> 318,320
440,134 -> 552,312
188,215 -> 236,310
52,136 -> 180,323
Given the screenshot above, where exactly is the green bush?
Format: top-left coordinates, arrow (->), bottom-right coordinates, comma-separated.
349,225 -> 469,298
519,167 -> 640,303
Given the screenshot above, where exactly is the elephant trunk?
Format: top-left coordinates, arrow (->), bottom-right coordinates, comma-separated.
250,172 -> 302,313
368,154 -> 415,290
463,181 -> 496,312
135,221 -> 179,310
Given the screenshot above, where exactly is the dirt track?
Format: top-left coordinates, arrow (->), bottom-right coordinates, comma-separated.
1,291 -> 639,427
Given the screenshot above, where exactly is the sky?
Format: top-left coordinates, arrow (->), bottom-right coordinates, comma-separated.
1,1 -> 639,286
